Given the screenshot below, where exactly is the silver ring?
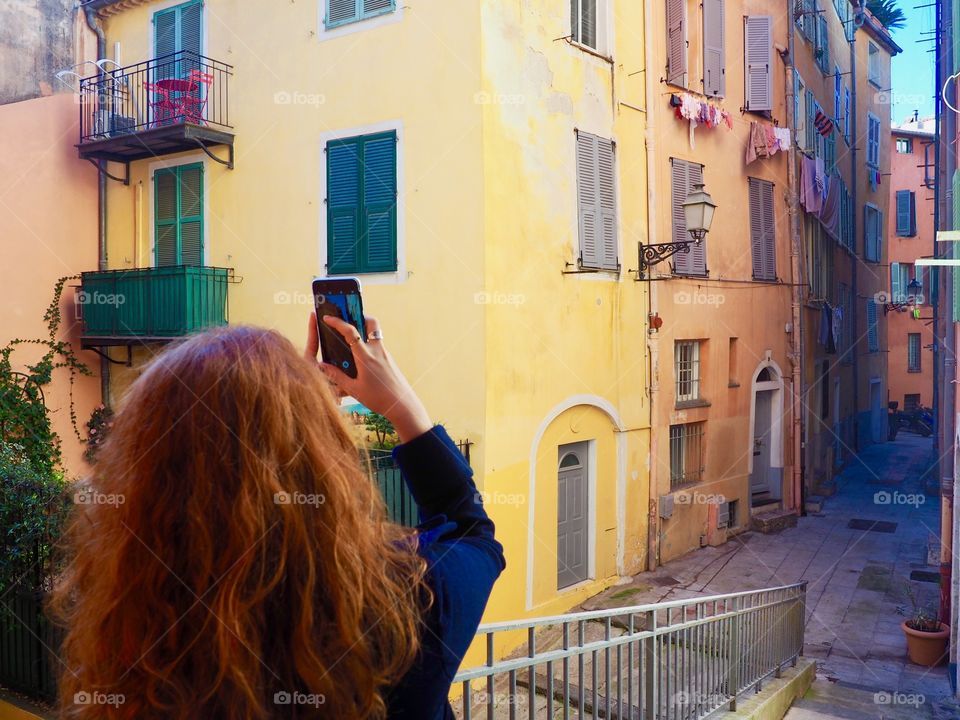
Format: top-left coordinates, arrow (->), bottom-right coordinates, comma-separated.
368,329 -> 384,341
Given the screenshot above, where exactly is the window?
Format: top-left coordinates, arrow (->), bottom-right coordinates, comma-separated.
896,190 -> 917,236
824,129 -> 836,172
908,333 -> 922,372
797,0 -> 815,41
670,422 -> 705,488
666,0 -> 687,85
728,337 -> 738,386
914,265 -> 926,304
843,87 -> 851,143
896,137 -> 913,154
834,68 -> 842,119
867,299 -> 879,352
924,142 -> 935,188
863,204 -> 882,262
703,0 -> 725,96
718,499 -> 737,528
806,220 -> 834,301
326,130 -> 398,274
576,131 -> 619,270
670,158 -> 707,275
839,283 -> 854,362
820,360 -> 830,418
748,177 -> 776,280
675,340 -> 701,403
816,11 -> 830,74
154,163 -> 204,266
904,393 -> 921,412
868,42 -> 881,86
891,262 -> 912,302
325,0 -> 395,29
744,16 -> 773,111
866,113 -> 881,168
154,0 -> 202,57
794,72 -> 806,140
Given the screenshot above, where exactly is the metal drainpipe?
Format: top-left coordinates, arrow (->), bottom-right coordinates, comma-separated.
84,5 -> 110,407
849,6 -> 860,456
785,3 -> 804,515
642,0 -> 660,571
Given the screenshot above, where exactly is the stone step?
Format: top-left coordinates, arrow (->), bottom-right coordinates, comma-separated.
785,678 -> 934,720
815,479 -> 839,497
751,508 -> 799,533
805,495 -> 826,513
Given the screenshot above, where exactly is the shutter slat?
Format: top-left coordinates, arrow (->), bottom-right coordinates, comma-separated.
180,2 -> 202,57
328,0 -> 359,26
363,0 -> 394,14
688,163 -> 706,273
362,132 -> 398,272
891,262 -> 902,301
703,0 -> 725,96
762,180 -> 776,279
744,16 -> 772,111
671,159 -> 690,274
597,138 -> 618,270
666,0 -> 687,85
749,179 -> 765,279
327,140 -> 361,273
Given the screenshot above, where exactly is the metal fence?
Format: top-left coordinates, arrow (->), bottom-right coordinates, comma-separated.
0,590 -> 60,703
452,582 -> 806,719
79,50 -> 232,143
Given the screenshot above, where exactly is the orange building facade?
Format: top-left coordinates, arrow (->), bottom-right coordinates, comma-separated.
885,117 -> 935,411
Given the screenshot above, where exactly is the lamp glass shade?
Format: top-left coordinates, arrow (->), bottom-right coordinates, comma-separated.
682,183 -> 717,237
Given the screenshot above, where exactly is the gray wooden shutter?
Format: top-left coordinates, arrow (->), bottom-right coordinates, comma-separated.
749,178 -> 776,280
896,191 -> 910,235
672,159 -> 705,275
744,16 -> 772,112
703,0 -> 725,96
597,138 -> 619,270
666,0 -> 687,86
576,131 -> 600,268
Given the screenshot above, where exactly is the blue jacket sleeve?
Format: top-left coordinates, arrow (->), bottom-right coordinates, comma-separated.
391,424 -> 506,666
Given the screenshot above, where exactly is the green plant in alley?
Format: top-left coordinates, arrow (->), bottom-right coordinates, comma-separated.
866,0 -> 906,31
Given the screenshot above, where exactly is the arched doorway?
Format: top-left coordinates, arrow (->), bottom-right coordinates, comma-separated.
749,360 -> 785,506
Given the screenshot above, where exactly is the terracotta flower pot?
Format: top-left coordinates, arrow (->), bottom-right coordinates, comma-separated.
901,620 -> 950,667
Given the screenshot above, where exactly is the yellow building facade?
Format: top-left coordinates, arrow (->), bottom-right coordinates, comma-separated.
76,0 -> 653,634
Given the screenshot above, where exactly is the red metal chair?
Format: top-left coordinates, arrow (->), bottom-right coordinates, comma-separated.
180,69 -> 214,124
144,81 -> 179,126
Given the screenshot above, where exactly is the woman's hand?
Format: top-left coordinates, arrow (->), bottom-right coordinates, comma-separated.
305,312 -> 433,443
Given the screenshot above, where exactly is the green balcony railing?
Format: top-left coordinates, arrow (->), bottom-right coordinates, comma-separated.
79,265 -> 230,345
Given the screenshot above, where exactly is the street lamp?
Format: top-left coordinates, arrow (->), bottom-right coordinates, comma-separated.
634,182 -> 717,279
883,278 -> 923,314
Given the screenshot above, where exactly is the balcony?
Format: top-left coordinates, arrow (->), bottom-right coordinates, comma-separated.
78,266 -> 231,347
77,51 -> 233,170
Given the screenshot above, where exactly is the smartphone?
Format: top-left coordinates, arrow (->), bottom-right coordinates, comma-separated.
312,277 -> 366,379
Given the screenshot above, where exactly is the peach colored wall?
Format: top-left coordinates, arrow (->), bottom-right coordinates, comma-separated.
0,93 -> 102,478
886,130 -> 934,409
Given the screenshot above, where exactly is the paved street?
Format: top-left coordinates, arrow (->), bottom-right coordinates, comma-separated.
581,433 -> 959,718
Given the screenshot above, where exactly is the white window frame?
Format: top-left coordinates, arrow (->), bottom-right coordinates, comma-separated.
868,41 -> 881,87
907,333 -> 921,373
147,152 -> 210,267
867,112 -> 881,168
317,119 -> 406,285
570,0 -> 612,57
675,340 -> 702,403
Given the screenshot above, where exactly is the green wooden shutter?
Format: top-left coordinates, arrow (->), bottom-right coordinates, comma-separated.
327,139 -> 361,274
361,132 -> 398,272
363,0 -> 394,13
805,89 -> 815,152
179,165 -> 204,265
154,164 -> 204,267
891,262 -> 902,301
155,171 -> 178,266
327,0 -> 358,27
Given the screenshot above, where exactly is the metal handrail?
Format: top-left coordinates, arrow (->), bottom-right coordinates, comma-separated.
452,582 -> 806,719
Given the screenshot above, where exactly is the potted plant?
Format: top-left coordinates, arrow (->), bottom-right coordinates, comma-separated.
899,585 -> 949,667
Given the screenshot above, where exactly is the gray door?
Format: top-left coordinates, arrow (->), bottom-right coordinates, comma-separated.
557,443 -> 589,589
750,390 -> 772,496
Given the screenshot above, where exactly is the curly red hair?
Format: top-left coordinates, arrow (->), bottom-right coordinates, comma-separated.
49,326 -> 429,719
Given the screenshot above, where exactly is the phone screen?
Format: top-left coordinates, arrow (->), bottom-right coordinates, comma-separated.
313,278 -> 366,379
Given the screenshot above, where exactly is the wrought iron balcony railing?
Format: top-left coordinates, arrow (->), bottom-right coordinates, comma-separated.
78,51 -> 233,169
